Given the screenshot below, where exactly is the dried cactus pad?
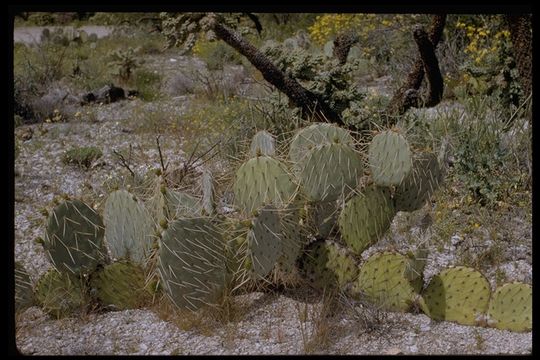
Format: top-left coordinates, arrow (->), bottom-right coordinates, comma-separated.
354,252 -> 422,312
394,152 -> 443,212
247,205 -> 283,278
421,266 -> 491,326
339,186 -> 396,255
487,282 -> 532,332
44,199 -> 106,275
368,130 -> 412,187
250,130 -> 276,157
104,190 -> 155,264
289,122 -> 354,167
90,261 -> 150,310
15,262 -> 35,312
233,156 -> 297,214
158,218 -> 227,311
298,143 -> 363,202
35,268 -> 88,319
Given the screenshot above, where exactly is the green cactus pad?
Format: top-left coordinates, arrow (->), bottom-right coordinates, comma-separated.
15,262 -> 35,312
368,130 -> 412,187
165,189 -> 202,218
44,199 -> 106,275
421,266 -> 491,326
35,268 -> 88,319
325,241 -> 359,287
289,122 -> 354,168
233,156 -> 297,214
158,218 -> 227,311
298,143 -> 363,202
394,152 -> 444,212
487,282 -> 532,332
298,240 -> 338,290
90,261 -> 150,310
354,252 -> 422,312
276,205 -> 305,274
250,130 -> 276,157
246,206 -> 283,278
104,190 -> 155,265
338,186 -> 396,255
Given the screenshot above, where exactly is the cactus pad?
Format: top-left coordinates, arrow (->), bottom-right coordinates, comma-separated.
158,218 -> 227,311
201,169 -> 216,216
305,201 -> 338,239
276,206 -> 305,274
233,156 -> 297,214
298,240 -> 338,290
246,206 -> 283,278
90,261 -> 150,310
289,122 -> 354,167
325,241 -> 359,287
404,248 -> 428,282
338,186 -> 396,255
298,143 -> 363,202
104,190 -> 155,264
250,130 -> 276,157
487,282 -> 532,332
354,252 -> 422,312
421,266 -> 491,326
394,152 -> 444,212
35,268 -> 88,319
368,130 -> 412,186
15,262 -> 35,312
43,199 -> 106,275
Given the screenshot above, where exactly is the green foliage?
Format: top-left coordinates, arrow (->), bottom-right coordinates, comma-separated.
133,69 -> 162,101
62,146 -> 103,169
108,47 -> 143,83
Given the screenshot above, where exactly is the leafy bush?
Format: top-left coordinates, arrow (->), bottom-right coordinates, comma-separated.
62,147 -> 103,169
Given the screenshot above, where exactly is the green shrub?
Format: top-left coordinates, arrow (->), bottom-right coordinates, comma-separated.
62,146 -> 103,169
133,69 -> 162,101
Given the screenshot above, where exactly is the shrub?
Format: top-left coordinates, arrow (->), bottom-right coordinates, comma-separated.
62,146 -> 103,169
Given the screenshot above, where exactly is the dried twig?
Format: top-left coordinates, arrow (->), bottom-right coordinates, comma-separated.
112,149 -> 136,178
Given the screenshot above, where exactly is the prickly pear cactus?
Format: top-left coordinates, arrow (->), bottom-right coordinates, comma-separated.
245,205 -> 283,278
250,130 -> 276,157
104,190 -> 155,265
421,266 -> 491,326
90,261 -> 150,310
298,143 -> 363,202
353,252 -> 422,312
394,152 -> 443,212
338,186 -> 396,255
233,156 -> 297,214
487,282 -> 532,332
43,199 -> 106,275
305,201 -> 338,239
325,241 -> 359,287
158,218 -> 227,311
165,188 -> 202,218
201,169 -> 216,216
368,130 -> 412,187
35,268 -> 88,319
288,122 -> 354,167
15,262 -> 35,312
404,247 -> 428,282
298,240 -> 338,290
276,204 -> 305,274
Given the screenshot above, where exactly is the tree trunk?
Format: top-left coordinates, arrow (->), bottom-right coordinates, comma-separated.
506,15 -> 532,98
333,32 -> 359,65
212,21 -> 343,124
413,25 -> 444,107
387,14 -> 446,115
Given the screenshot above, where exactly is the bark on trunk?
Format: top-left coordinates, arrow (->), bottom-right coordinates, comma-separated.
413,26 -> 444,107
387,14 -> 446,115
333,32 -> 359,65
212,21 -> 343,124
506,15 -> 532,98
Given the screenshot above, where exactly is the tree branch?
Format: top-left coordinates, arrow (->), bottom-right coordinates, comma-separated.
413,25 -> 444,107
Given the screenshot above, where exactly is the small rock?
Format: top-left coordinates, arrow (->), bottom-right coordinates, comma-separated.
383,347 -> 403,355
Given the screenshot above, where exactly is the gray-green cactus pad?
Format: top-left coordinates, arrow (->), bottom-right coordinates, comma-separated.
394,152 -> 443,212
305,201 -> 339,239
246,206 -> 283,278
368,130 -> 412,187
43,199 -> 106,275
104,190 -> 155,264
250,130 -> 276,157
277,205 -> 305,273
35,268 -> 88,319
421,266 -> 491,326
298,143 -> 363,202
354,252 -> 422,312
233,156 -> 297,214
289,122 -> 354,168
15,262 -> 35,312
90,261 -> 150,310
487,282 -> 532,332
158,218 -> 227,311
338,186 -> 396,255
